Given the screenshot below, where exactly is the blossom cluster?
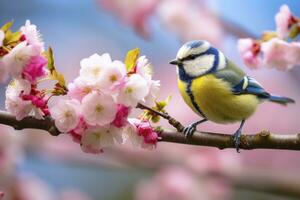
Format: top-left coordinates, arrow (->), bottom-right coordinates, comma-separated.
1,20 -> 50,121
238,5 -> 300,70
2,21 -> 161,154
61,50 -> 160,153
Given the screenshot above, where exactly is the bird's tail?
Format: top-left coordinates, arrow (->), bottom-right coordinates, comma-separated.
269,94 -> 295,105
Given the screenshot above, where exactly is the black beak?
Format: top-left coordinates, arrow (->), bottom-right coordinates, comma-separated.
169,59 -> 181,65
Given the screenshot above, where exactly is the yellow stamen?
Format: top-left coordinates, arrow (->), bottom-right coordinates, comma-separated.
125,87 -> 133,94
110,75 -> 117,82
95,104 -> 103,113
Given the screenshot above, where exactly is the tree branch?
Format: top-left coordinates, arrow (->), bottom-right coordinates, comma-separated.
0,107 -> 299,151
160,130 -> 300,150
0,110 -> 60,136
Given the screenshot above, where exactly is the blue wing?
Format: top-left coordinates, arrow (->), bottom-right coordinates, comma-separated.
232,76 -> 271,99
214,59 -> 294,104
214,59 -> 270,99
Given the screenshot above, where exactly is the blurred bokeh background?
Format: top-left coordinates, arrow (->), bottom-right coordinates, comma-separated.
1,0 -> 300,199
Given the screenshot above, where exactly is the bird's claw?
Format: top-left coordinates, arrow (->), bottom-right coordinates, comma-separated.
183,124 -> 197,140
233,129 -> 242,153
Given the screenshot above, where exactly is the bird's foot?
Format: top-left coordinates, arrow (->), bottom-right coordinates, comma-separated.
183,122 -> 198,140
233,129 -> 242,153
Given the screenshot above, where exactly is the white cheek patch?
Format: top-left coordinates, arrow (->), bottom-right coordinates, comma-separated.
183,54 -> 215,77
176,41 -> 210,60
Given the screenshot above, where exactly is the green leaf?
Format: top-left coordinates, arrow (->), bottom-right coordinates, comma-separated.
44,47 -> 67,90
155,95 -> 172,111
1,20 -> 14,33
5,31 -> 21,45
125,48 -> 140,72
45,47 -> 55,72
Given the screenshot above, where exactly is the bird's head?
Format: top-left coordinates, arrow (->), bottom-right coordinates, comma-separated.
170,40 -> 226,78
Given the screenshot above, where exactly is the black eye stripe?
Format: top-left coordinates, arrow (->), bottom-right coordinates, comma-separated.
180,47 -> 218,62
180,53 -> 202,62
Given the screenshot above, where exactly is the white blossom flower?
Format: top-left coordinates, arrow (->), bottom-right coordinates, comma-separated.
117,74 -> 149,106
0,30 -> 4,47
145,80 -> 160,104
29,106 -> 45,120
20,20 -> 44,52
6,79 -> 31,98
261,38 -> 300,70
123,119 -> 144,147
5,79 -> 47,120
124,118 -> 158,149
95,60 -> 126,91
79,53 -> 112,83
81,125 -> 123,154
275,5 -> 294,39
81,92 -> 117,126
67,77 -> 95,101
50,99 -> 80,133
5,94 -> 33,121
2,41 -> 39,78
136,56 -> 152,81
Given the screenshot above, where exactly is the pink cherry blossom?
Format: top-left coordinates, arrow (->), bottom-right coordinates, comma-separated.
135,120 -> 159,145
99,0 -> 159,38
5,94 -> 33,120
0,191 -> 3,199
5,79 -> 33,120
69,117 -> 87,143
275,4 -> 298,39
20,20 -> 45,52
117,74 -> 149,106
22,55 -> 47,84
125,118 -> 159,149
95,60 -> 126,91
5,79 -> 48,120
80,125 -> 123,154
13,175 -> 54,200
2,41 -> 39,78
21,92 -> 49,118
261,38 -> 300,70
0,30 -> 4,47
156,0 -> 223,46
135,167 -> 210,200
81,92 -> 117,126
67,77 -> 95,101
6,79 -> 31,97
237,38 -> 262,69
50,99 -> 80,133
111,104 -> 131,128
0,125 -> 24,177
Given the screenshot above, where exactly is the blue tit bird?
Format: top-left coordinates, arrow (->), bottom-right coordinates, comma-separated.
169,40 -> 295,152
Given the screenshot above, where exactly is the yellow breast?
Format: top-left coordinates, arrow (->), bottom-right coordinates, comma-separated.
178,74 -> 259,124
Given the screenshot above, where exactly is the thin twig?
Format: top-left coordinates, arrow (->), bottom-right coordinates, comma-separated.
136,103 -> 184,132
